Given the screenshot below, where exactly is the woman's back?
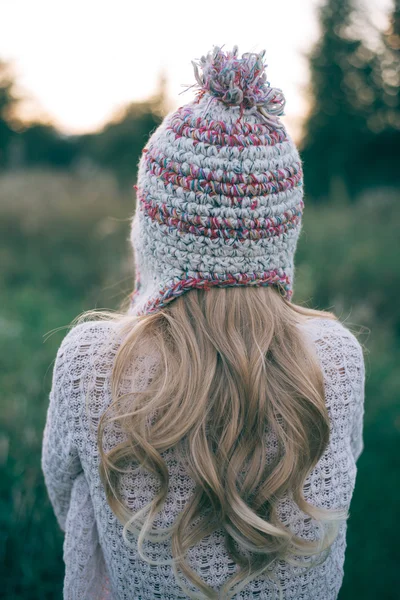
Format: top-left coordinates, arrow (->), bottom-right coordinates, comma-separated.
42,315 -> 364,600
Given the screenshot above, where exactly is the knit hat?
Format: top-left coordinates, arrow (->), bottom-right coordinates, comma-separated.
129,46 -> 304,316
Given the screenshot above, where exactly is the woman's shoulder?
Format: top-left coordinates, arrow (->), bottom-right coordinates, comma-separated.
55,318 -> 118,353
300,316 -> 366,461
300,316 -> 364,354
52,319 -> 121,379
52,318 -> 161,384
299,315 -> 365,387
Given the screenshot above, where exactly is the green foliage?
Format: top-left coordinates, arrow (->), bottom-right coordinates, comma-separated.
80,103 -> 162,186
0,170 -> 399,599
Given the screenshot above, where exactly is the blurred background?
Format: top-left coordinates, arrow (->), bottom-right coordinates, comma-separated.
0,0 -> 399,598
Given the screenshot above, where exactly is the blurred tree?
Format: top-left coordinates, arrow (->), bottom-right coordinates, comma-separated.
0,57 -> 81,170
300,0 -> 399,200
0,60 -> 19,168
0,61 -> 170,178
369,0 -> 400,131
19,124 -> 80,168
79,73 -> 168,186
356,0 -> 400,189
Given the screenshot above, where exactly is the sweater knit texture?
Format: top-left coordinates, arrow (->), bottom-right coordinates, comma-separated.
130,47 -> 303,316
42,316 -> 365,600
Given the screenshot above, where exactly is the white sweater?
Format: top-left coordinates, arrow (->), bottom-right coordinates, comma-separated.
41,316 -> 365,600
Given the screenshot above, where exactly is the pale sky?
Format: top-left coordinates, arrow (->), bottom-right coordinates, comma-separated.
0,0 -> 393,141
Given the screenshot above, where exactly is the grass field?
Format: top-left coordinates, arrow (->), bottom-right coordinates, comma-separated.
1,169 -> 398,599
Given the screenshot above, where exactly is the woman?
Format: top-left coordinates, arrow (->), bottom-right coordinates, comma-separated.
42,46 -> 365,600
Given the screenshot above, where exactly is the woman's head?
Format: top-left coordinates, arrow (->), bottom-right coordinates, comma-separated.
129,46 -> 304,317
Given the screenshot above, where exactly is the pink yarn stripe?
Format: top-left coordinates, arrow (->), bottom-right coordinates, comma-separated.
130,271 -> 292,316
139,194 -> 303,241
144,147 -> 302,186
145,162 -> 302,197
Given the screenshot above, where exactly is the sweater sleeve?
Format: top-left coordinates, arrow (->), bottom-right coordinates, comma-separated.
350,346 -> 365,462
41,326 -> 84,531
63,473 -> 114,600
302,318 -> 366,465
344,331 -> 366,464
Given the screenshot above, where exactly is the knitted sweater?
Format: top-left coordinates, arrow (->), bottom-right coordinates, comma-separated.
41,316 -> 365,600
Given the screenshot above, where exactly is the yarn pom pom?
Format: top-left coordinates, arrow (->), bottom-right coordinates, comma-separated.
190,45 -> 286,126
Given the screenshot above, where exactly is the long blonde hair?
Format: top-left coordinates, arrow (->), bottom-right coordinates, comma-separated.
81,286 -> 348,599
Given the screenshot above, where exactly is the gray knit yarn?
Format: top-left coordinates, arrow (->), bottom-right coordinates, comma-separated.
129,47 -> 304,316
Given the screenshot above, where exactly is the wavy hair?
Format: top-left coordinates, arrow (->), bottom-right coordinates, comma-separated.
81,286 -> 349,599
